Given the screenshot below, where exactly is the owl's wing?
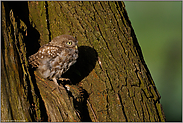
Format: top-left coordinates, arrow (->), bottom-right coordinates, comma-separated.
28,45 -> 64,68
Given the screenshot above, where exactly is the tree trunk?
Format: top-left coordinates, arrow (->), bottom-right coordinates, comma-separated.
1,1 -> 166,122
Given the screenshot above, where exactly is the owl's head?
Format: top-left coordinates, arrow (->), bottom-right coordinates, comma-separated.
49,35 -> 78,49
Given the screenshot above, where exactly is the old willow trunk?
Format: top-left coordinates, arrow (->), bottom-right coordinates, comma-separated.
1,1 -> 166,122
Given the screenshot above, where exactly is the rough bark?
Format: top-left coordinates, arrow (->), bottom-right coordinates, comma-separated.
1,1 -> 166,122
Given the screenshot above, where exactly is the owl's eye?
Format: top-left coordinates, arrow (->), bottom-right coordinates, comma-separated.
66,41 -> 72,45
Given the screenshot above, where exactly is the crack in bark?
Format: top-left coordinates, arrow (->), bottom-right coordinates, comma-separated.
106,94 -> 112,121
131,97 -> 141,120
45,1 -> 51,41
117,93 -> 127,121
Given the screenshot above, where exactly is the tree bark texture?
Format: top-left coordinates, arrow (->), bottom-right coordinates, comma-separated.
1,1 -> 166,122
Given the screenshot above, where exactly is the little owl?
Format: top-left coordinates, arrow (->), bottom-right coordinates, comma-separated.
29,35 -> 78,87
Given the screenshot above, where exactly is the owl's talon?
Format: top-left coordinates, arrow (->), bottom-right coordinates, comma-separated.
52,77 -> 66,91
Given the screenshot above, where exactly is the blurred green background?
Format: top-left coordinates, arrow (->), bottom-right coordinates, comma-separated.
124,1 -> 182,121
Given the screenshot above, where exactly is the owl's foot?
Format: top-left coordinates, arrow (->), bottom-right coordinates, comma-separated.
52,78 -> 65,91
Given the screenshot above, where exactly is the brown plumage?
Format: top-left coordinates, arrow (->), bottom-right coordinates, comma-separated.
29,35 -> 78,86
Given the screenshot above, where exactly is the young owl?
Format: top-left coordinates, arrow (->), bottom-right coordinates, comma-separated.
29,35 -> 78,87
